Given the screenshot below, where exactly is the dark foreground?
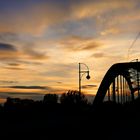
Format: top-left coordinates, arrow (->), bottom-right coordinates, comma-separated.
0,102 -> 140,139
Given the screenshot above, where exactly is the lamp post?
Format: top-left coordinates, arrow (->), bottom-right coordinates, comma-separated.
79,63 -> 90,94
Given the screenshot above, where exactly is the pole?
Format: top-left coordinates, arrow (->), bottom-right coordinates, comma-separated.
136,59 -> 139,97
79,63 -> 81,94
78,63 -> 90,94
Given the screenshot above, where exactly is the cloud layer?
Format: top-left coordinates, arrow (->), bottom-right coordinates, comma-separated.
0,0 -> 139,35
0,0 -> 140,100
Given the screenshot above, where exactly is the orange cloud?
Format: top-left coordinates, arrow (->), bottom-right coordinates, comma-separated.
71,0 -> 135,19
101,28 -> 121,36
0,0 -> 137,36
91,52 -> 105,58
0,42 -> 50,63
59,36 -> 102,51
22,47 -> 49,60
0,2 -> 70,35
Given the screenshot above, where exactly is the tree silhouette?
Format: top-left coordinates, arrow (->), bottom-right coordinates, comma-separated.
60,90 -> 88,106
4,97 -> 18,110
4,97 -> 35,111
43,94 -> 58,105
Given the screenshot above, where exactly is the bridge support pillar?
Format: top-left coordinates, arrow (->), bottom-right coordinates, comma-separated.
112,79 -> 116,102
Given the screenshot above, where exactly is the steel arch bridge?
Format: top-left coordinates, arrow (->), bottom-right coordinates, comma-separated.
93,61 -> 140,105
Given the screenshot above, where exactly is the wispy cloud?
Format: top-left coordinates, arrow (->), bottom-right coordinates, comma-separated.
0,80 -> 18,84
2,66 -> 25,71
91,52 -> 105,58
0,0 -> 71,35
23,47 -> 50,60
7,63 -> 20,66
59,36 -> 102,51
0,42 -> 20,61
0,32 -> 19,42
0,85 -> 67,101
0,0 -> 138,36
71,0 -> 135,20
0,92 -> 44,101
82,85 -> 97,89
0,43 -> 16,51
16,60 -> 43,65
0,41 -> 50,64
7,85 -> 51,90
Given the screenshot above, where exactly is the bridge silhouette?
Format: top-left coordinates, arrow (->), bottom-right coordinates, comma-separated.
93,61 -> 140,105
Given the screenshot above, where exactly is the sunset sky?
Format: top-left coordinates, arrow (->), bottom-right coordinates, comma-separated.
0,0 -> 140,102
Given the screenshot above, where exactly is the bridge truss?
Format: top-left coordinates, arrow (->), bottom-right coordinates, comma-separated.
94,61 -> 140,105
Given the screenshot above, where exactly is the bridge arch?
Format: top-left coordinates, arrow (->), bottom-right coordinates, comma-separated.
93,62 -> 140,105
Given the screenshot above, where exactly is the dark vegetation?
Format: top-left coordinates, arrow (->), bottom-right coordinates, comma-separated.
0,90 -> 140,139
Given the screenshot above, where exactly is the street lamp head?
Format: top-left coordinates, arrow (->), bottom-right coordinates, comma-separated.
86,71 -> 90,80
79,63 -> 91,93
86,75 -> 90,80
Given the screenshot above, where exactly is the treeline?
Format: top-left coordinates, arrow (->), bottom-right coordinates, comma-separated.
2,90 -> 140,113
0,90 -> 94,133
2,90 -> 91,114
